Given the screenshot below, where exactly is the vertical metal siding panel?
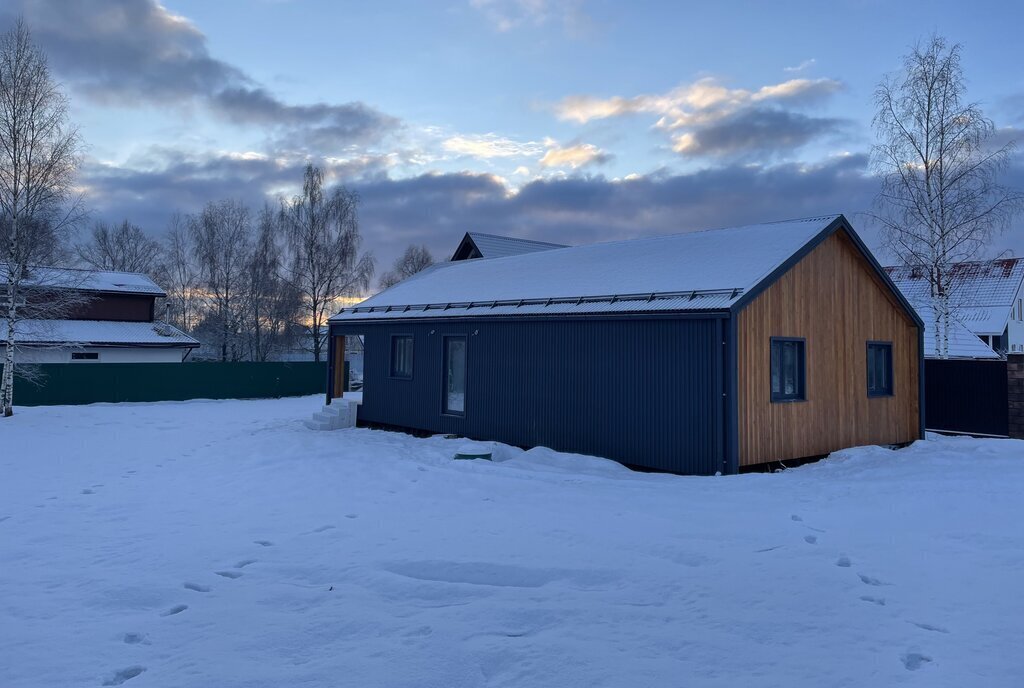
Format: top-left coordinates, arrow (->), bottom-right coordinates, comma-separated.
348,317 -> 721,474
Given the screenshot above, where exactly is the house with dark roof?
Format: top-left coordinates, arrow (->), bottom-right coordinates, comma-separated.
2,266 -> 198,363
886,258 -> 1024,356
326,215 -> 923,475
450,232 -> 567,261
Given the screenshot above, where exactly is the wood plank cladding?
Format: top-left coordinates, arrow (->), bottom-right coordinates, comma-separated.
737,230 -> 920,466
331,335 -> 346,398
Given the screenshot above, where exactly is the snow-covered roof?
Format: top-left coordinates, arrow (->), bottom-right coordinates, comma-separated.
453,232 -> 568,260
886,259 -> 1024,336
912,304 -> 1001,360
2,319 -> 198,347
4,266 -> 166,296
335,215 -> 848,321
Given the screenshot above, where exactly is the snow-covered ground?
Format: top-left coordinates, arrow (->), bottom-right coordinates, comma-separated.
2,397 -> 1022,687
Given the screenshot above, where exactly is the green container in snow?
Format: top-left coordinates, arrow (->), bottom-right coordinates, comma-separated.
454,442 -> 492,461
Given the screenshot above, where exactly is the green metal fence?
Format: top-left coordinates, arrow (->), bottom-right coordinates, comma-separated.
0,361 -> 331,407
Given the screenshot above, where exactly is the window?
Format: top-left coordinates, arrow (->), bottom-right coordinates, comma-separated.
71,352 -> 99,361
443,336 -> 467,415
770,338 -> 805,402
866,342 -> 893,397
389,335 -> 413,379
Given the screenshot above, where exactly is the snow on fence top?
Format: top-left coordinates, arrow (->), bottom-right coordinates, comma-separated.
3,266 -> 166,296
334,215 -> 842,321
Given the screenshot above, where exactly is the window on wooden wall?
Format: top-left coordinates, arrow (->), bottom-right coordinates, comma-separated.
389,335 -> 413,379
71,352 -> 99,361
770,337 -> 805,402
866,341 -> 893,397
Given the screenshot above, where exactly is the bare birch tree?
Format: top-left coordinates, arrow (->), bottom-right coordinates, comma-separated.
0,19 -> 82,416
189,199 -> 252,362
379,244 -> 434,289
155,213 -> 200,333
872,36 -> 1021,358
243,205 -> 300,361
77,219 -> 162,273
281,164 -> 373,362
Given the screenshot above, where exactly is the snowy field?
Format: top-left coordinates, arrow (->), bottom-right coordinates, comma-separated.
2,397 -> 1023,687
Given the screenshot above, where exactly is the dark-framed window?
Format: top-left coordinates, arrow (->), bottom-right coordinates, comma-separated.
866,341 -> 893,397
71,352 -> 99,361
442,335 -> 467,415
770,337 -> 806,402
389,334 -> 413,379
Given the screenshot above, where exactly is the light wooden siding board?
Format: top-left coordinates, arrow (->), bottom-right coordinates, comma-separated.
737,231 -> 920,465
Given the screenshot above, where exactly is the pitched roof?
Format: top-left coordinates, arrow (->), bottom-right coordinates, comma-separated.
452,232 -> 568,260
885,259 -> 1024,335
334,214 -> 907,322
2,319 -> 198,347
3,266 -> 166,296
912,304 -> 1001,360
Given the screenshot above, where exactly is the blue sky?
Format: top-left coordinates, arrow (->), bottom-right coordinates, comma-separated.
5,0 -> 1024,271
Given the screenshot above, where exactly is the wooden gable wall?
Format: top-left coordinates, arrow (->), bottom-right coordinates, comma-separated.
737,230 -> 920,466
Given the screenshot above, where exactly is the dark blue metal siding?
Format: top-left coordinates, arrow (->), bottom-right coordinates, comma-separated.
332,317 -> 725,475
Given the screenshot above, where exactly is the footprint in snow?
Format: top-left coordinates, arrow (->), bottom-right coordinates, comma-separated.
215,570 -> 243,579
790,514 -> 803,522
0,516 -> 9,523
81,489 -> 95,495
312,525 -> 335,533
253,540 -> 273,547
912,622 -> 949,634
858,574 -> 886,586
160,604 -> 188,616
102,666 -> 146,686
804,535 -> 817,544
183,582 -> 210,592
901,652 -> 932,671
122,633 -> 147,645
860,595 -> 886,606
345,514 -> 359,519
235,559 -> 257,569
836,556 -> 852,567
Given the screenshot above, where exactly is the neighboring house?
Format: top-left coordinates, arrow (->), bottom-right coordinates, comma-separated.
450,232 -> 567,261
2,266 -> 197,363
327,215 -> 923,475
914,305 -> 1000,360
886,258 -> 1024,355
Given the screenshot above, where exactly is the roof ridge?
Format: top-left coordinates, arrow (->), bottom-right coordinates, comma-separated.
468,232 -> 568,247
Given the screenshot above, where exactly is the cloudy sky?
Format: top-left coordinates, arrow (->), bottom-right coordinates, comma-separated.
4,0 -> 1024,275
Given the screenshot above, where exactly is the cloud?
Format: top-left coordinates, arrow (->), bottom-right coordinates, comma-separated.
469,0 -> 589,34
78,146 -> 905,274
4,0 -> 397,151
441,134 -> 544,159
554,76 -> 844,158
784,58 -> 816,73
538,140 -> 609,168
672,109 -> 844,158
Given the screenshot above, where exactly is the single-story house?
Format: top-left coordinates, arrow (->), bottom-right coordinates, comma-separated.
886,258 -> 1024,355
451,232 -> 567,261
2,266 -> 198,363
328,215 -> 924,475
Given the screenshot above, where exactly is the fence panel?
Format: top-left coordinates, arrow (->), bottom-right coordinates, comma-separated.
924,359 -> 1008,437
1,361 -> 330,407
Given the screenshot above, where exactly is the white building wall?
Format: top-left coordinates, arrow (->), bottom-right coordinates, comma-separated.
18,347 -> 187,363
1008,282 -> 1024,354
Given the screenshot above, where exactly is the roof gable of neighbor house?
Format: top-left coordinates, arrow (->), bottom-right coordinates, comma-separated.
451,232 -> 568,261
885,258 -> 1024,335
3,266 -> 166,297
334,214 -> 921,325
